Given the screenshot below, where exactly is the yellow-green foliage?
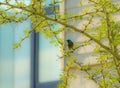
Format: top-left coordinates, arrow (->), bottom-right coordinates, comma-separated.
0,0 -> 120,88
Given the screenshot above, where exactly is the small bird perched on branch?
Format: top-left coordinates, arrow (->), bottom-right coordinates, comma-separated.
67,39 -> 74,49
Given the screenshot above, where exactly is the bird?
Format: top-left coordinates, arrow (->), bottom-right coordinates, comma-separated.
66,39 -> 74,49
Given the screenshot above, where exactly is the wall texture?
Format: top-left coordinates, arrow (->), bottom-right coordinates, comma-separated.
60,0 -> 99,88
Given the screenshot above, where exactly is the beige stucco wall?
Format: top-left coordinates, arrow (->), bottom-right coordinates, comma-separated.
68,70 -> 98,88
60,0 -> 99,88
60,0 -> 120,87
65,0 -> 98,65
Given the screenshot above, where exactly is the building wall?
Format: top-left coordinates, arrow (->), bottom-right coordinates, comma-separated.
60,0 -> 120,88
68,70 -> 98,88
60,0 -> 99,88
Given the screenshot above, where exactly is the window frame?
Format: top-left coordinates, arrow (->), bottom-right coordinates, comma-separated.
30,4 -> 60,88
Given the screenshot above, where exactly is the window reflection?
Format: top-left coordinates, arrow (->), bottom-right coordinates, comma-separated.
0,20 -> 31,88
38,34 -> 61,83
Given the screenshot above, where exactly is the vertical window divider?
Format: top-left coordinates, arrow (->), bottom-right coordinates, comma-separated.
31,31 -> 39,88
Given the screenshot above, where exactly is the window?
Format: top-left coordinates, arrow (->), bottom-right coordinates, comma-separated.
32,4 -> 61,88
0,21 -> 31,88
0,1 -> 61,88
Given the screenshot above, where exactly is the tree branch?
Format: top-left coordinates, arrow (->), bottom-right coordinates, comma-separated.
0,2 -> 119,59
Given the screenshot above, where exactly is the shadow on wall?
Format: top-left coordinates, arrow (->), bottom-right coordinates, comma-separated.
68,70 -> 98,88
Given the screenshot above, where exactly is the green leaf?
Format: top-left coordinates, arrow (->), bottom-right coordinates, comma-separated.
13,43 -> 20,49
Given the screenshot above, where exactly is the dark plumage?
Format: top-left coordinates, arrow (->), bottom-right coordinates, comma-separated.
67,39 -> 74,49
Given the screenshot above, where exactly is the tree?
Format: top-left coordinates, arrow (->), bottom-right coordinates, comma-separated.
0,0 -> 120,88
